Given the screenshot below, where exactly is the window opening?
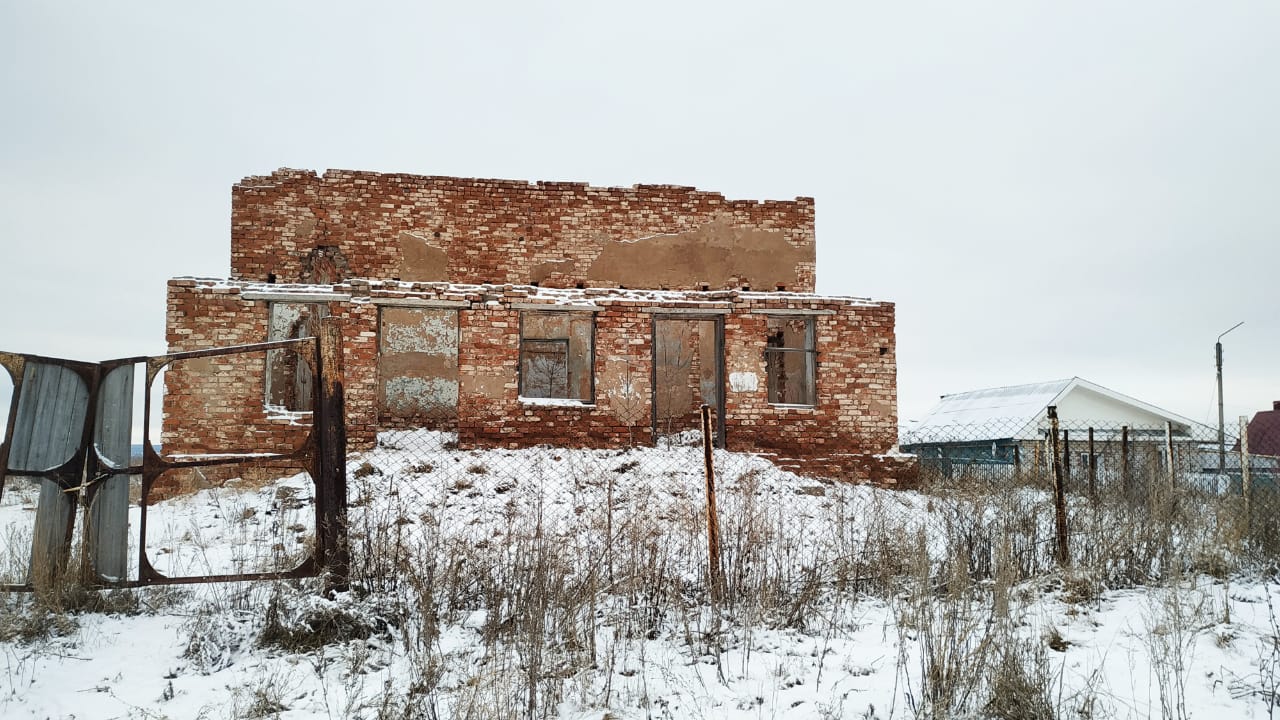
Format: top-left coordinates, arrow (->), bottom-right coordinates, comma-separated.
265,302 -> 327,412
519,312 -> 593,401
764,315 -> 816,406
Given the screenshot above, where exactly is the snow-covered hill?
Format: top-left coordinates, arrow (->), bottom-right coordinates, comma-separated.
1,431 -> 1277,719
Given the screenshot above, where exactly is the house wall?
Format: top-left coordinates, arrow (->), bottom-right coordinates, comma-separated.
1054,388 -> 1183,429
908,435 -> 1202,492
230,169 -> 816,293
161,280 -> 910,486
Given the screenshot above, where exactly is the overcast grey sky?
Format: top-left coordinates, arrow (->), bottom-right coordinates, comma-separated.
2,1 -> 1277,431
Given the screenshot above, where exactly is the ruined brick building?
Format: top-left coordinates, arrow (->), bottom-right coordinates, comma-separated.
163,169 -> 911,484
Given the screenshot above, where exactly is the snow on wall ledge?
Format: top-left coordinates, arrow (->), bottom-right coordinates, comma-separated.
163,278 -> 910,489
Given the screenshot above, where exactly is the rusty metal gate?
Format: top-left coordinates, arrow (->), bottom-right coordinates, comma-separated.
0,319 -> 347,590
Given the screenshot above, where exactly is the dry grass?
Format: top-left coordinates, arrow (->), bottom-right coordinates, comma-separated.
3,437 -> 1275,718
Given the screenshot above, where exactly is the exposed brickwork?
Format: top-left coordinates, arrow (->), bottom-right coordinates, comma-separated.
456,304 -> 655,449
230,169 -> 816,292
162,282 -> 293,455
163,278 -> 911,485
723,301 -> 899,457
163,169 -> 914,488
159,281 -> 319,495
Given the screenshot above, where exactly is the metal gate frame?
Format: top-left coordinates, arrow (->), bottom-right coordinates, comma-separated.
0,318 -> 348,590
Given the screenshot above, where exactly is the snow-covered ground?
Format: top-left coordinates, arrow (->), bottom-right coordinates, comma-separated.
1,431 -> 1277,719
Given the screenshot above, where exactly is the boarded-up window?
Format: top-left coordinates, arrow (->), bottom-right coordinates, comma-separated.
266,302 -> 327,412
764,316 -> 816,406
520,312 -> 593,401
377,307 -> 459,420
654,318 -> 719,423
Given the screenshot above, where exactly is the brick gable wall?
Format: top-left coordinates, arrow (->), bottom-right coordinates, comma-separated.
231,169 -> 816,292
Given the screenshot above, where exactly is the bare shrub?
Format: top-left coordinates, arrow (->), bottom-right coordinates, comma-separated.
983,634 -> 1057,720
257,585 -> 390,653
1226,590 -> 1280,714
1143,581 -> 1214,720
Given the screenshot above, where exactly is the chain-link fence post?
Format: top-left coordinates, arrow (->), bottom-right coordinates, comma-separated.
1121,425 -> 1130,501
1240,415 -> 1252,534
701,404 -> 724,604
1063,429 -> 1071,492
1048,406 -> 1069,566
1087,426 -> 1097,501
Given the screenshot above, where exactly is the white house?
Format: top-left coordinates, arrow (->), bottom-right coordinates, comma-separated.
900,377 -> 1212,482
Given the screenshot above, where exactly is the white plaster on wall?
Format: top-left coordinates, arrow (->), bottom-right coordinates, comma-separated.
729,372 -> 758,392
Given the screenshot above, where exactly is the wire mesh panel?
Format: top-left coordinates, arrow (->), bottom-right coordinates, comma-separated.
901,416 -> 1280,570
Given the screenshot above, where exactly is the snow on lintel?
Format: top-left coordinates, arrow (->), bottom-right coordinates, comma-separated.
748,308 -> 836,316
371,297 -> 469,308
510,302 -> 602,312
241,291 -> 352,303
642,306 -> 731,315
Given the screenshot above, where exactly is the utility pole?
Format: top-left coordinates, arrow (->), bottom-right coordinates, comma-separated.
1217,321 -> 1244,476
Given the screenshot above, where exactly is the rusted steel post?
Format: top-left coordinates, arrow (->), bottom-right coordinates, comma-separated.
701,404 -> 724,603
1048,407 -> 1069,566
1120,425 -> 1130,499
317,318 -> 350,593
1087,427 -> 1097,500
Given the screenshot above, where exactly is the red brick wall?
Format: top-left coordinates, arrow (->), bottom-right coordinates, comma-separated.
160,281 -> 324,495
456,304 -> 655,449
230,169 -> 816,292
163,280 -> 908,485
162,282 -> 290,455
723,301 -> 899,456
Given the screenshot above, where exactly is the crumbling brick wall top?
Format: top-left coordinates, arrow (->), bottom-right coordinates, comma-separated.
231,168 -> 817,293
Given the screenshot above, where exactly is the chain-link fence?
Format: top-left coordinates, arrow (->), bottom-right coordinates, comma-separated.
342,419 -> 900,606
9,393 -> 1280,717
330,413 -> 1276,624
335,411 -> 1278,606
10,373 -> 1275,608
901,415 -> 1280,571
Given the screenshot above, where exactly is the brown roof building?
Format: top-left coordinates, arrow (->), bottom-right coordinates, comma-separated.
1242,401 -> 1280,457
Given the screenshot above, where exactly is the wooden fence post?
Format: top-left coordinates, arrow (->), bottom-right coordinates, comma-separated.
701,404 -> 724,603
1063,429 -> 1072,492
1240,415 -> 1252,534
1164,421 -> 1176,492
1048,407 -> 1069,566
317,318 -> 350,594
